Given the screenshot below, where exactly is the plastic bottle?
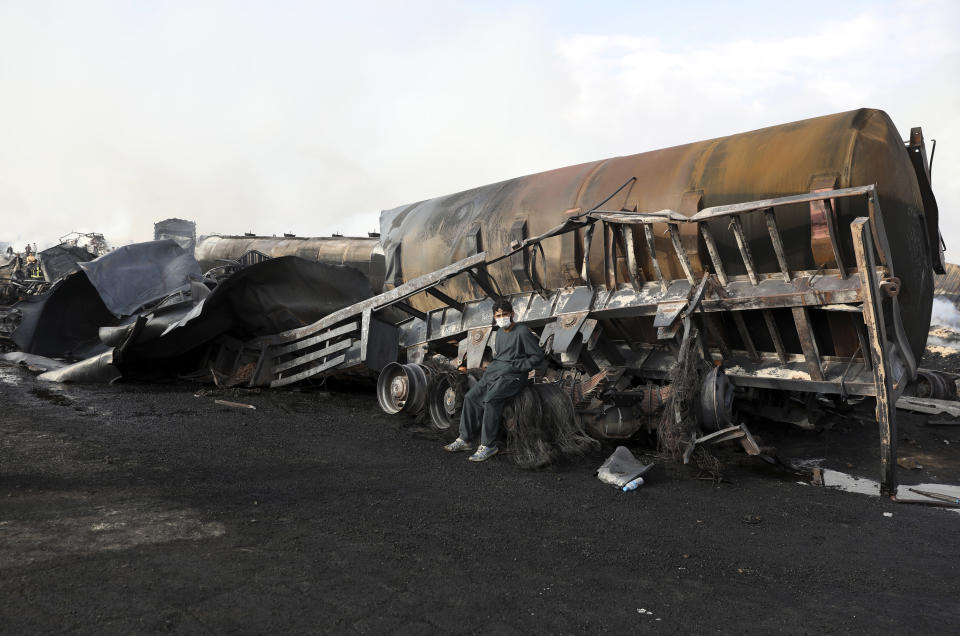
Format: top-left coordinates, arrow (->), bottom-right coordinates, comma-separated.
622,476 -> 645,492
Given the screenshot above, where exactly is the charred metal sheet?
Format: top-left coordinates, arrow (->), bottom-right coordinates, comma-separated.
37,244 -> 97,282
135,257 -> 373,370
38,350 -> 122,383
24,256 -> 373,384
0,351 -> 67,372
79,240 -> 202,317
10,273 -> 118,359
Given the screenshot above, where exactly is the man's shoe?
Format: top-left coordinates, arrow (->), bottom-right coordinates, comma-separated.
468,445 -> 499,462
444,438 -> 474,452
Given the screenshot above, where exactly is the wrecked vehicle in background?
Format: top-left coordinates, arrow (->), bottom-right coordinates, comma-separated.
154,218 -> 197,256
2,239 -> 375,384
194,232 -> 384,290
1,240 -> 100,343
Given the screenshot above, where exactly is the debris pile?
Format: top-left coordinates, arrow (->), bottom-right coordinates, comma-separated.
1,239 -> 374,384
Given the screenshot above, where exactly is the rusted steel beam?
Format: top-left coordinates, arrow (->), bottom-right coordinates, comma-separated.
686,272 -> 712,316
642,223 -> 668,293
792,306 -> 825,381
729,217 -> 759,285
762,309 -> 788,364
704,315 -> 732,360
272,321 -> 359,358
591,185 -> 879,227
699,224 -> 728,286
394,301 -> 428,321
764,209 -> 791,282
589,210 -> 687,224
853,317 -> 872,371
621,225 -> 644,290
399,267 -> 876,352
603,222 -> 617,289
273,338 -> 352,375
425,287 -> 465,312
732,313 -> 760,361
852,216 -> 898,497
668,223 -> 696,284
721,360 -> 876,394
581,224 -> 594,285
690,184 -> 876,221
271,353 -> 348,388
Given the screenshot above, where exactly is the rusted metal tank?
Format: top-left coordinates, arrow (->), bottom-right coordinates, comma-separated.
381,108 -> 938,361
195,234 -> 385,291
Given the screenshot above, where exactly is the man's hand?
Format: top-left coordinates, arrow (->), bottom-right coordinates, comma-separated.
454,358 -> 469,374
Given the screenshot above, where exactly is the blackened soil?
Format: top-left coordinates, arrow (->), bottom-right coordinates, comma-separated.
1,363 -> 959,634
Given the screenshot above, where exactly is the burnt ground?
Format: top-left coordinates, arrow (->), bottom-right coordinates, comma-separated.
1,362 -> 960,635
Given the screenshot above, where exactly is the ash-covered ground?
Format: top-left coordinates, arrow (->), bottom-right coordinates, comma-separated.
2,355 -> 959,634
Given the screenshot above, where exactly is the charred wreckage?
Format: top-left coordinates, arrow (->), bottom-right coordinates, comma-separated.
0,108 -> 946,495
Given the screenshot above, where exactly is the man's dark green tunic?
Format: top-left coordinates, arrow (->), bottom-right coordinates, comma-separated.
459,323 -> 545,446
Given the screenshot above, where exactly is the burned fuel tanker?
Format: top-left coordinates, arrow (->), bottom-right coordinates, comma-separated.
209,108 -> 940,495
194,233 -> 385,291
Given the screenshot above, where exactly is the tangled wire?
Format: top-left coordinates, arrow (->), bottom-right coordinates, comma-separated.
502,383 -> 599,469
655,321 -> 723,478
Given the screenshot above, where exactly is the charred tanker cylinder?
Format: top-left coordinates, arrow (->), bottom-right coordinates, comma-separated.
196,234 -> 385,291
241,107 -> 939,496
381,108 -> 938,363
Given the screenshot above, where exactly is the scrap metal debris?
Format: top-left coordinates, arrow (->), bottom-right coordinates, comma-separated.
597,446 -> 654,489
896,395 -> 960,418
908,487 -> 960,505
214,399 -> 256,410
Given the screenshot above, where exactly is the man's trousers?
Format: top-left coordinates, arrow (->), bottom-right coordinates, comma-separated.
459,374 -> 526,446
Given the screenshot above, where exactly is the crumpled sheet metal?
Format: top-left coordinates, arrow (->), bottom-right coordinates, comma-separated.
38,350 -> 122,383
79,239 -> 202,317
40,257 -> 373,383
10,273 -> 118,359
157,256 -> 373,342
38,244 -> 96,282
7,240 -> 203,361
597,446 -> 654,488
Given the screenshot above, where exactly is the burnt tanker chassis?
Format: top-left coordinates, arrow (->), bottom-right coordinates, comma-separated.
216,109 -> 940,496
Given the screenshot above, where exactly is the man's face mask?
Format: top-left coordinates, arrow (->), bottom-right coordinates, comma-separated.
495,315 -> 512,329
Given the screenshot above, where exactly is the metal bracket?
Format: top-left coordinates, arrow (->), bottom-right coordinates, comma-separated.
457,326 -> 493,369
682,423 -> 761,464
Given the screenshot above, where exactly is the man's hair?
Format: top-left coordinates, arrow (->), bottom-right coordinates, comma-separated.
492,298 -> 513,314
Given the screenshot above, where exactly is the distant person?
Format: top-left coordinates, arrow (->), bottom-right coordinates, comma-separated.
25,254 -> 43,279
444,298 -> 545,462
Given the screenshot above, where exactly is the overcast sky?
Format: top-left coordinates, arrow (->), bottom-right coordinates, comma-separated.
1,0 -> 958,260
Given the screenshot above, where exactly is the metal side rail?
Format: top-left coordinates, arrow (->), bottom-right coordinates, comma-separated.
249,252 -> 488,388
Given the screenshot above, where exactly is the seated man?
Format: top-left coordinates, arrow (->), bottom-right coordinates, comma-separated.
444,298 -> 545,462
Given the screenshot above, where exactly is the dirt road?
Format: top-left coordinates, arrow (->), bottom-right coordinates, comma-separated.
2,363 -> 958,634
